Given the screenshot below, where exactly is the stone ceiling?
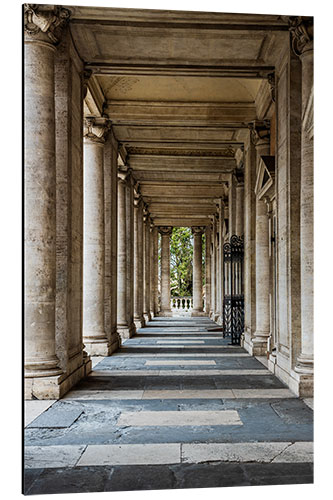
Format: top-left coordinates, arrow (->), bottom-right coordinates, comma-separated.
73,6 -> 285,227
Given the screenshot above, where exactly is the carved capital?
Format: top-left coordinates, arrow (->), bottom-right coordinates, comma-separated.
24,4 -> 71,45
158,226 -> 173,236
248,120 -> 270,146
267,72 -> 276,103
192,226 -> 205,236
84,117 -> 111,144
117,164 -> 131,183
82,69 -> 92,99
289,16 -> 313,57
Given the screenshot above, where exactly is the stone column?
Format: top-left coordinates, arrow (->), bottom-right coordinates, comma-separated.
143,209 -> 151,322
150,225 -> 158,317
217,202 -> 225,325
205,226 -> 211,314
210,218 -> 216,318
236,180 -> 244,236
192,227 -> 205,315
82,118 -> 111,356
291,17 -> 314,382
133,192 -> 145,329
250,121 -> 271,355
125,175 -> 135,335
24,5 -> 70,398
117,167 -> 135,339
153,227 -> 159,316
159,227 -> 173,316
228,175 -> 237,236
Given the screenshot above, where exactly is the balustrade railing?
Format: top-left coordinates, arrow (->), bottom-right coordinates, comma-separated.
171,296 -> 193,313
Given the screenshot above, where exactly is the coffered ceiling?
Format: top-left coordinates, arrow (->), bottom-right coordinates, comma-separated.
72,5 -> 283,227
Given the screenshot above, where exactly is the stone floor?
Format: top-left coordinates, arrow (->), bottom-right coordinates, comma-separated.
24,317 -> 313,494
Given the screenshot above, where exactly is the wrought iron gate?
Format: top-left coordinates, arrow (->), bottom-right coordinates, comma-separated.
223,235 -> 244,345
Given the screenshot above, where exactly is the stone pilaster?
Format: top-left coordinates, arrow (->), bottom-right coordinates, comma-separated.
133,191 -> 145,329
83,118 -> 111,356
250,121 -> 271,355
192,227 -> 205,315
117,167 -> 135,339
205,226 -> 211,314
235,180 -> 244,236
143,208 -> 151,322
290,17 -> 314,394
24,4 -> 71,399
159,227 -> 173,316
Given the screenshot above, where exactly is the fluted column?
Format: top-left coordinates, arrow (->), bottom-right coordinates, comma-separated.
24,5 -> 70,397
236,181 -> 244,236
205,226 -> 211,313
159,227 -> 173,316
143,209 -> 151,322
192,227 -> 205,315
250,121 -> 271,355
117,167 -> 135,339
291,17 -> 314,380
133,192 -> 145,329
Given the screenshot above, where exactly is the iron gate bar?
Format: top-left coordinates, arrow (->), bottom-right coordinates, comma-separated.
223,234 -> 244,345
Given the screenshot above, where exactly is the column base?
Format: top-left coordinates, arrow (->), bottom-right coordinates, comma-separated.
83,339 -> 112,357
159,309 -> 172,317
244,331 -> 269,356
213,313 -> 220,322
143,312 -> 152,322
134,316 -> 145,329
191,310 -> 207,317
109,331 -> 121,353
118,323 -> 136,340
24,358 -> 91,400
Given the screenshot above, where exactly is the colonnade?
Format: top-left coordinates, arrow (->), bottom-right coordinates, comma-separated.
24,8 -> 313,399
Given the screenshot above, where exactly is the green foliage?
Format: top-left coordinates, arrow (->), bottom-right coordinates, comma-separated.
170,227 -> 193,296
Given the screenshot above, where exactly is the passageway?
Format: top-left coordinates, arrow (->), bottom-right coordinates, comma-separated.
24,317 -> 313,494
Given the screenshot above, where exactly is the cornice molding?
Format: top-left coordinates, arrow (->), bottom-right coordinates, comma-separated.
127,146 -> 235,158
24,4 -> 71,45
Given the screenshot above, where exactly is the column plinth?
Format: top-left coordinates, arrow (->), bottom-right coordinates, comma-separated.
159,227 -> 173,316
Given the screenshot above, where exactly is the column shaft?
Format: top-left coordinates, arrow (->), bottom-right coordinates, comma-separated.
134,197 -> 144,328
205,227 -> 211,313
25,38 -> 62,379
143,215 -> 151,322
83,135 -> 110,356
192,227 -> 204,314
159,227 -> 172,316
236,182 -> 244,236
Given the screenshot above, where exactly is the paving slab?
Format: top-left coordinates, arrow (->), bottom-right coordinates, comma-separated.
25,400 -> 56,427
117,409 -> 242,426
78,443 -> 181,466
25,445 -> 86,468
27,403 -> 84,428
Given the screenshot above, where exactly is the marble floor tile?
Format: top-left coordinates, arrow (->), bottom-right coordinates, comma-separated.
142,389 -> 234,399
232,389 -> 295,398
24,400 -> 56,427
25,445 -> 86,469
117,410 -> 242,426
62,390 -> 144,400
77,443 -> 181,466
145,360 -> 216,366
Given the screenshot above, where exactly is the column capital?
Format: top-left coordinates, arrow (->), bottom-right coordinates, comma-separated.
24,4 -> 71,45
289,16 -> 313,57
117,164 -> 131,183
192,226 -> 205,235
248,120 -> 270,147
84,117 -> 111,144
158,226 -> 173,236
267,72 -> 276,103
